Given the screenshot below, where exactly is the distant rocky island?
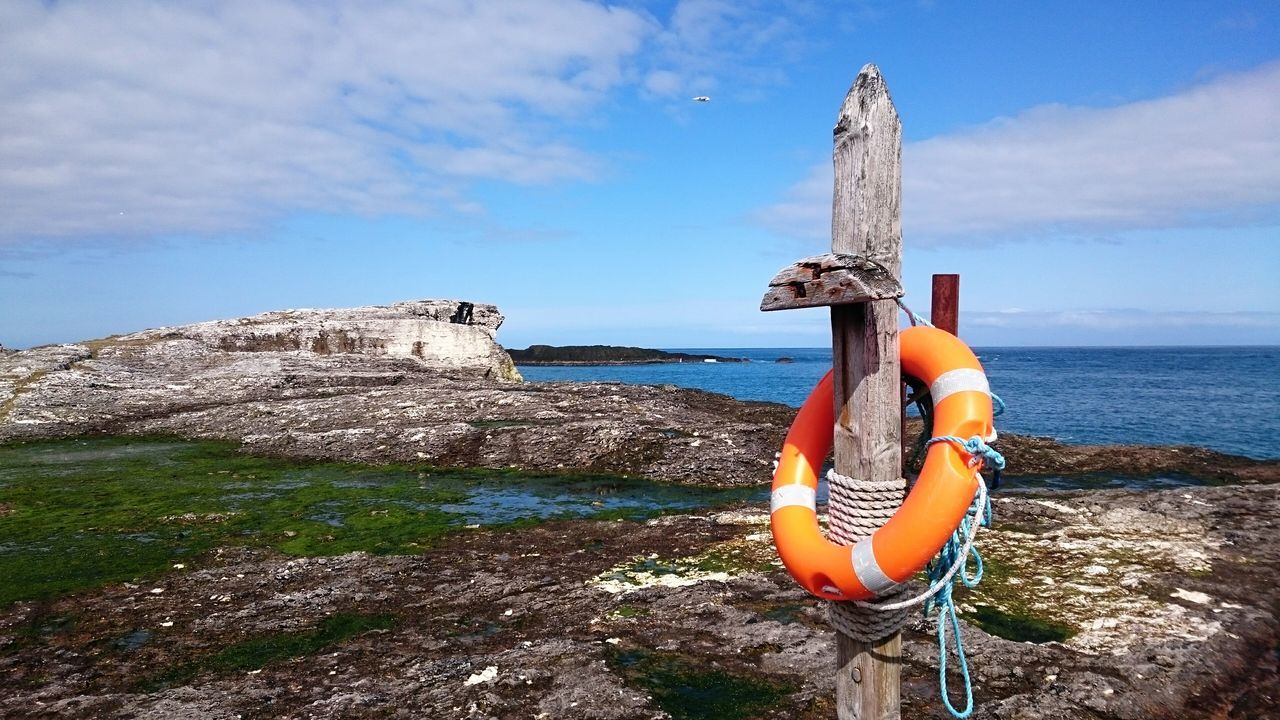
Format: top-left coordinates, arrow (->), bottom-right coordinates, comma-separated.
507,344 -> 747,365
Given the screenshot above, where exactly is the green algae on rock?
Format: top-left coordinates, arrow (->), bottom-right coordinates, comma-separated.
0,436 -> 761,607
966,605 -> 1076,644
139,612 -> 396,691
1,484 -> 1277,718
606,644 -> 798,720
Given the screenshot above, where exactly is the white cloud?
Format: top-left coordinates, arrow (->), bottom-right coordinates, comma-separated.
755,62 -> 1280,243
959,308 -> 1280,346
640,0 -> 797,100
968,308 -> 1280,331
754,163 -> 831,239
643,69 -> 684,96
0,0 -> 654,243
0,0 -> 813,246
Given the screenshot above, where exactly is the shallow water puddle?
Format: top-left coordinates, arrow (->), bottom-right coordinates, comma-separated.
439,477 -> 750,524
0,436 -> 762,606
1000,472 -> 1214,492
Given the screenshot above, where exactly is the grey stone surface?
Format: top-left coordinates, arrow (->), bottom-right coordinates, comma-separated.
2,302 -> 1275,488
1,488 -> 1277,718
2,299 -> 1280,717
0,301 -> 788,485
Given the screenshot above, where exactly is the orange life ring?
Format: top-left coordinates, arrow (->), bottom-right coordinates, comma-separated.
770,325 -> 996,601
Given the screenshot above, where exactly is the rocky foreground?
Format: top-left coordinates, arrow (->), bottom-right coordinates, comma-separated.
2,300 -> 1279,718
1,485 -> 1277,719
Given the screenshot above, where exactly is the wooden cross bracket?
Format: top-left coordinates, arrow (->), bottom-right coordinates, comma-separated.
759,252 -> 903,312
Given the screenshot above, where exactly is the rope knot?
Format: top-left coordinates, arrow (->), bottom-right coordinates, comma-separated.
927,434 -> 1005,490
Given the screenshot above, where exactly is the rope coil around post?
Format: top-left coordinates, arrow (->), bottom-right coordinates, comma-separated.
824,469 -> 911,641
827,468 -> 993,719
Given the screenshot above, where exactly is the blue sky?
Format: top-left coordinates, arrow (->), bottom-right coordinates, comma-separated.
2,0 -> 1278,349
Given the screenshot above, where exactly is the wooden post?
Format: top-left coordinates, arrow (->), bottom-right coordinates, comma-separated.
831,65 -> 903,720
931,274 -> 959,336
756,63 -> 906,720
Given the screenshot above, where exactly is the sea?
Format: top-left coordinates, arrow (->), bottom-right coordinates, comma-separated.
519,346 -> 1280,461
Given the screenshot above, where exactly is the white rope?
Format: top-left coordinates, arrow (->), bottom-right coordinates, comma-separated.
824,470 -> 906,538
824,468 -> 910,641
823,469 -> 989,640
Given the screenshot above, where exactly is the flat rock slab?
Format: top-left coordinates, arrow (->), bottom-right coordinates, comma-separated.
1,484 -> 1277,719
0,342 -> 788,485
2,340 -> 1276,487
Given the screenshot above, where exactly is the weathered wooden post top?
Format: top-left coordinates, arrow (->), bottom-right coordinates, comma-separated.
761,64 -> 907,719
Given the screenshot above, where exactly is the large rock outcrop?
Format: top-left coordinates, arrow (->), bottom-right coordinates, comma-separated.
109,299 -> 518,378
2,299 -> 1277,487
0,299 -> 798,482
0,299 -> 522,435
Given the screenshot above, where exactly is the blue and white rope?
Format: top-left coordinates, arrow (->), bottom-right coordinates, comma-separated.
885,296 -> 1007,720
843,470 -> 990,718
822,298 -> 1006,718
928,434 -> 1006,491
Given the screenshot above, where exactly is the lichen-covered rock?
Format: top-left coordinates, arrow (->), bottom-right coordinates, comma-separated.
0,343 -> 93,426
107,299 -> 518,378
0,299 -> 525,431
1,486 -> 1276,719
1,299 -> 1277,488
0,302 -> 787,482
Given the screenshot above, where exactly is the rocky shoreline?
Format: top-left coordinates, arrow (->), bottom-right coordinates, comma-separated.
2,300 -> 1279,718
2,303 -> 1274,486
1,478 -> 1276,719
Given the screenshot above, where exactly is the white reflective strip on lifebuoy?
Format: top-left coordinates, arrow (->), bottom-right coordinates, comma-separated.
930,368 -> 989,406
770,484 -> 816,513
851,538 -> 900,595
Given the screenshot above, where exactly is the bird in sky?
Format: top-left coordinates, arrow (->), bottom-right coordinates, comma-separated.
692,96 -> 710,103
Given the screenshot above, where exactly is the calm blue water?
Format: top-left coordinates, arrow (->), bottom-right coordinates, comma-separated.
520,346 -> 1280,461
